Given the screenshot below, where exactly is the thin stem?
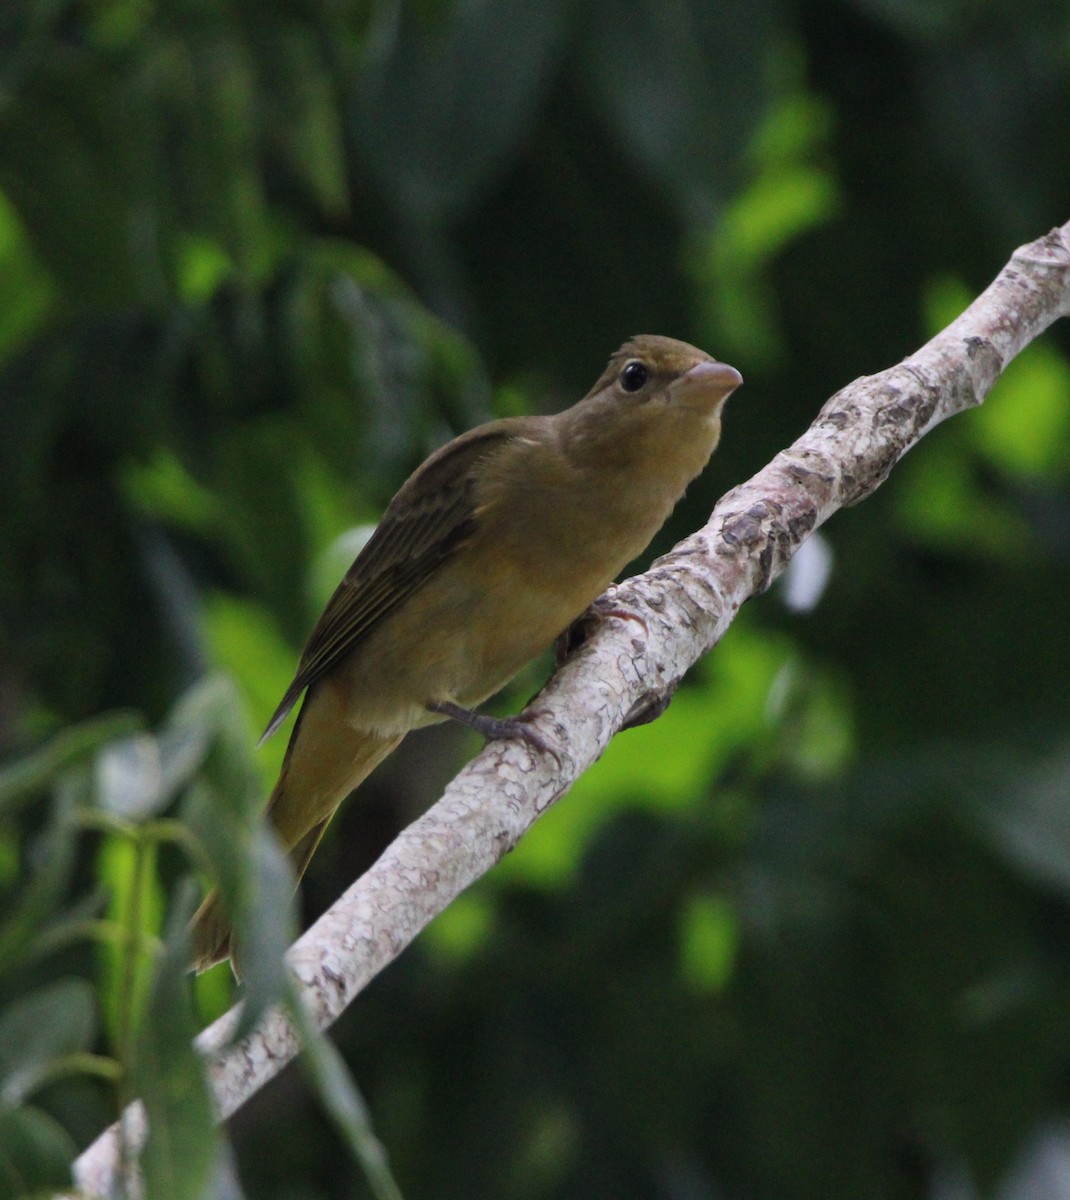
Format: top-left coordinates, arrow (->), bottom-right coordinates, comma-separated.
115,831 -> 156,1197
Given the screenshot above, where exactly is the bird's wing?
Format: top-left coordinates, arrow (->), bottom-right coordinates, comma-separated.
260,421 -> 525,743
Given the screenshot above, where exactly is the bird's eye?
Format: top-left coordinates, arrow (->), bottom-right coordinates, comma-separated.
620,360 -> 649,393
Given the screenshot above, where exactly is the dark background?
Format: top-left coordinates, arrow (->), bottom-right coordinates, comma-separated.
3,2 -> 1070,1198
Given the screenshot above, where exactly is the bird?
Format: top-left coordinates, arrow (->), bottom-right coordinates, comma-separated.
190,334 -> 742,971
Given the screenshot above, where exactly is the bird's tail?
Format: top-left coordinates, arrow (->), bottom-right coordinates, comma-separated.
189,705 -> 404,973
189,887 -> 235,974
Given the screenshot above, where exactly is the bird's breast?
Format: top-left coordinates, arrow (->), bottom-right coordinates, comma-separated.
333,408 -> 722,733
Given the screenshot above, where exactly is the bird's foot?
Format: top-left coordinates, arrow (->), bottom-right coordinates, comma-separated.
620,681 -> 679,731
552,597 -> 674,732
554,596 -> 649,667
428,700 -> 561,765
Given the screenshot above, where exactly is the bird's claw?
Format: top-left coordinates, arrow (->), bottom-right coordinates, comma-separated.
428,700 -> 562,767
620,682 -> 678,731
555,597 -> 649,666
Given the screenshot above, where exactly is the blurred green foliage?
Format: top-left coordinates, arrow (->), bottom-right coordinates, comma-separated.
1,1 -> 1070,1198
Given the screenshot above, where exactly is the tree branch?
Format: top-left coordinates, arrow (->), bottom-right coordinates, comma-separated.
71,221 -> 1070,1197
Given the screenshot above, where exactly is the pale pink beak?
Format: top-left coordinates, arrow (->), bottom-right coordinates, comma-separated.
672,359 -> 744,402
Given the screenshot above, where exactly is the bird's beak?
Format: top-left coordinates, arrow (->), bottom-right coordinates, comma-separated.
671,359 -> 743,406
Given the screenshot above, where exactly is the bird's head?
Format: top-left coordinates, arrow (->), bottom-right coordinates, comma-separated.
583,334 -> 742,417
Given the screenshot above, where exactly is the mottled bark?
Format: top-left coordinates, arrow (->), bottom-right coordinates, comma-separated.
70,222 -> 1070,1198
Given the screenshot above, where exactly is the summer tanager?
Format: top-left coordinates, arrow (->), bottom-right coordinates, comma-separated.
190,335 -> 742,970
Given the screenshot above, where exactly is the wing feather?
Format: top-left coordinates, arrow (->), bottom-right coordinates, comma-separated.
260,421 -> 527,742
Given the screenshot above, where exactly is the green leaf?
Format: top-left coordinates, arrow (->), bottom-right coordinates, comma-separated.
0,186 -> 55,367
278,240 -> 491,491
96,835 -> 163,1054
0,773 -> 86,970
972,342 -> 1070,481
420,892 -> 495,964
0,45 -> 167,307
136,881 -> 219,1200
94,733 -> 166,821
176,676 -> 294,1029
0,1105 -> 77,1197
679,893 -> 738,993
202,593 -> 298,781
120,448 -> 223,535
169,676 -> 262,823
691,82 -> 839,364
212,418 -> 311,633
290,992 -> 404,1200
230,825 -> 297,1040
579,0 -> 776,218
0,711 -> 141,819
892,436 -> 1033,561
175,234 -> 233,304
260,27 -> 348,218
0,979 -> 96,1107
352,0 -> 564,221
